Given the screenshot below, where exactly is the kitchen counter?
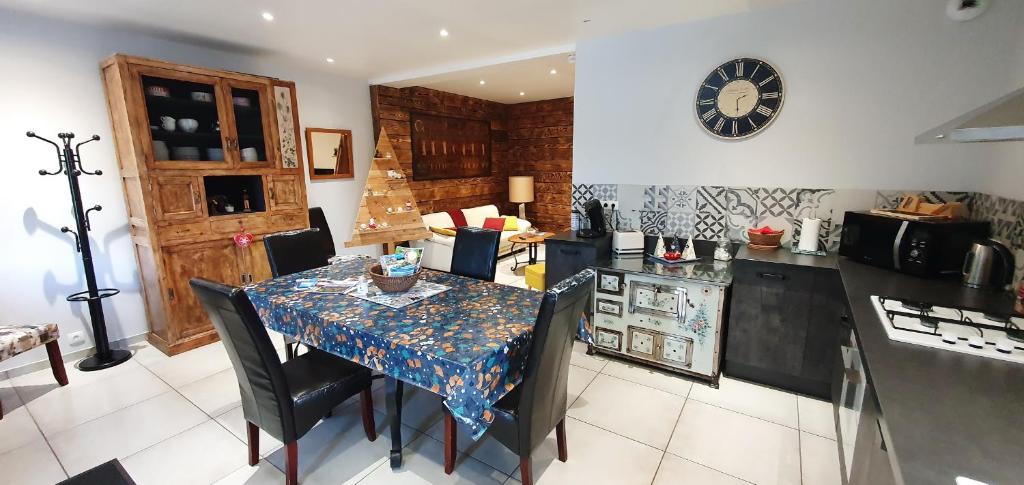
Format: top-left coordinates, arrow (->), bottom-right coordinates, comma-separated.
736,245 -> 839,270
838,259 -> 1023,485
596,256 -> 733,286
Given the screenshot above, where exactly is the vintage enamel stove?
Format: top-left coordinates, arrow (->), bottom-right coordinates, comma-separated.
589,257 -> 732,386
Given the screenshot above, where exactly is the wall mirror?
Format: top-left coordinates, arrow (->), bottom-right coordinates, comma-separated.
305,128 -> 354,180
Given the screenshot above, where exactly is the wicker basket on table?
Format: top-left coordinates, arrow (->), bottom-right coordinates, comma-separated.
367,264 -> 421,292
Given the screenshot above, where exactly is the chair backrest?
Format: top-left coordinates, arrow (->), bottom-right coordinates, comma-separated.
263,228 -> 330,278
189,278 -> 296,441
307,207 -> 336,257
516,268 -> 595,450
450,227 -> 501,282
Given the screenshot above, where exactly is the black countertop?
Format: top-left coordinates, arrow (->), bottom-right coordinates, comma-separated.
595,256 -> 733,286
735,245 -> 839,270
837,259 -> 1023,485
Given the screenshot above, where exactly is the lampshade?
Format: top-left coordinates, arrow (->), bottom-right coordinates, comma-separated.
508,176 -> 534,203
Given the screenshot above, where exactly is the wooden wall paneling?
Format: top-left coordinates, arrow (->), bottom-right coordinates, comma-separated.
505,97 -> 573,232
369,85 -> 510,217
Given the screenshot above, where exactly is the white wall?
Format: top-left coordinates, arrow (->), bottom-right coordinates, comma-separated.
0,10 -> 374,371
574,0 -> 1022,192
978,9 -> 1024,202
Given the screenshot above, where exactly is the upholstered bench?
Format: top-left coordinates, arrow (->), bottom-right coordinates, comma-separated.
0,323 -> 68,419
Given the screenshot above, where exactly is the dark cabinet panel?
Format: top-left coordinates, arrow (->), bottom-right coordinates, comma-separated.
544,232 -> 611,288
729,261 -> 815,376
726,257 -> 843,398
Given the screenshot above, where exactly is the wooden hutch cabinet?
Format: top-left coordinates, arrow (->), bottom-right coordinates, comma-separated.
101,54 -> 309,355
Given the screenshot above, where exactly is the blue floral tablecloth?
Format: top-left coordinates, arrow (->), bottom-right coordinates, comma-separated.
245,255 -> 591,439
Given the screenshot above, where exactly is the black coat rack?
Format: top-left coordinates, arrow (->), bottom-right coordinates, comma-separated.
27,131 -> 132,371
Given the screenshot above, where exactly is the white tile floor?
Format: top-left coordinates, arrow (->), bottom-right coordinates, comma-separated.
0,252 -> 842,484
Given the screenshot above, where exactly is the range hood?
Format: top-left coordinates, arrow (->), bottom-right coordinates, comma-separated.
916,85 -> 1024,143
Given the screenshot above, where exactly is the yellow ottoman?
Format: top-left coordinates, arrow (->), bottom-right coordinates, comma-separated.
525,263 -> 545,291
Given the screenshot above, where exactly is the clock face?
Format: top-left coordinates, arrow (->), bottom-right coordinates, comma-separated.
695,58 -> 784,139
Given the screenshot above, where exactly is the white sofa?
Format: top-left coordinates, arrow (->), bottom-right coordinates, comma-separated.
411,204 -> 531,272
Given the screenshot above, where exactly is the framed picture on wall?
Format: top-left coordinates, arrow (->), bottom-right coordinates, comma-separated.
305,128 -> 354,180
410,112 -> 491,180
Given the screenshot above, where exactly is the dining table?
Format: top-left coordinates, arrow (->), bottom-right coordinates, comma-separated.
244,254 -> 590,469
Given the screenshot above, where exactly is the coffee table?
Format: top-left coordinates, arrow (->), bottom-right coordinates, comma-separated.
508,232 -> 549,272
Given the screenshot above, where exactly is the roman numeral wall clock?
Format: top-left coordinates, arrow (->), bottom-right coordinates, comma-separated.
695,57 -> 784,139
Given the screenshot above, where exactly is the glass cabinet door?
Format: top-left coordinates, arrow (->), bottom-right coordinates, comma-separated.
223,80 -> 275,167
135,67 -> 230,168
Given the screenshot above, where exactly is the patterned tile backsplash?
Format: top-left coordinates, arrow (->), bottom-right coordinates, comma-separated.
572,183 -> 1024,284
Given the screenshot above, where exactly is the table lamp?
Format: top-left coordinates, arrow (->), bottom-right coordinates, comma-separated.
509,176 -> 534,220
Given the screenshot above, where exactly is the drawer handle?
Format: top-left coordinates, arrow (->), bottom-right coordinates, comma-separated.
757,272 -> 787,280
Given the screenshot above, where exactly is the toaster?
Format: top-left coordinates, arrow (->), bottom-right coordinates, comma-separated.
613,231 -> 645,256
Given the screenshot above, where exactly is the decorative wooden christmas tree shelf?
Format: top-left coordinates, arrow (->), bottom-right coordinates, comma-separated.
345,129 -> 431,252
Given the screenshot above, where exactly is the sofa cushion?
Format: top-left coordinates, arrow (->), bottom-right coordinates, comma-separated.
429,226 -> 457,237
482,217 -> 507,231
462,205 -> 500,228
446,209 -> 469,228
422,211 -> 455,229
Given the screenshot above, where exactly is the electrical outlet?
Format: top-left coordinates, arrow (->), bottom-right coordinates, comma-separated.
600,200 -> 618,211
68,331 -> 86,347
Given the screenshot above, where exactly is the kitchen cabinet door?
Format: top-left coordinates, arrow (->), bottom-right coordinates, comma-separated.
268,174 -> 303,212
239,237 -> 273,283
130,65 -> 232,170
727,260 -> 815,376
161,240 -> 243,341
153,176 -> 204,221
220,78 -> 276,168
801,271 -> 844,386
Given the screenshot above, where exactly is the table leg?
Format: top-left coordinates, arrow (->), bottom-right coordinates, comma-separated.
528,243 -> 537,265
510,243 -> 521,272
388,378 -> 404,469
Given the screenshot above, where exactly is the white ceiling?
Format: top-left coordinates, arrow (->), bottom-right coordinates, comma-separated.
386,53 -> 576,104
0,0 -> 792,100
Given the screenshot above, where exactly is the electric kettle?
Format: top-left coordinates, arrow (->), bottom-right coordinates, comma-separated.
962,239 -> 1015,290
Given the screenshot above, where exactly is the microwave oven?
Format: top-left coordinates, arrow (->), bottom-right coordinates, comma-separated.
838,211 -> 990,277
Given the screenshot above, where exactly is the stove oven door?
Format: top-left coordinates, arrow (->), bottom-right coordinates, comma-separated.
627,327 -> 657,359
629,281 -> 686,321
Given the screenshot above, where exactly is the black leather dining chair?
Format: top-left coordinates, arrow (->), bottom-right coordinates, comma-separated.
190,278 -> 376,485
264,228 -> 331,359
307,207 -> 336,258
442,269 -> 595,485
450,227 -> 502,282
264,228 -> 331,279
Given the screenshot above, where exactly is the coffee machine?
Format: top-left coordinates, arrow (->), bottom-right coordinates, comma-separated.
576,199 -> 607,238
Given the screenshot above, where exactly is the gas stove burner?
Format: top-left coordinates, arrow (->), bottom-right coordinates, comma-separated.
873,295 -> 1024,365
919,315 -> 939,329
1007,327 -> 1024,343
984,313 -> 1011,324
901,301 -> 933,313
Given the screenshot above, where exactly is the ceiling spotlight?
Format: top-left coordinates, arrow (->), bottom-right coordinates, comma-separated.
550,69 -> 557,75
440,28 -> 449,37
479,80 -> 486,85
326,57 -> 335,63
519,91 -> 525,96
261,11 -> 274,21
